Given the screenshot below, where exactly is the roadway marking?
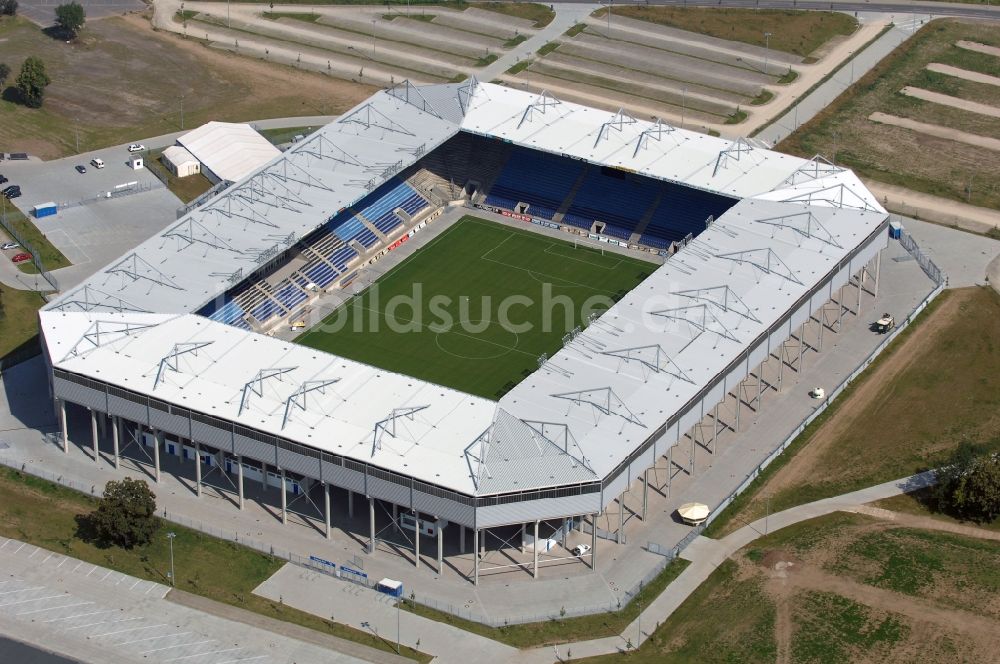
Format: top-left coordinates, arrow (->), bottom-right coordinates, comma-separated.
165,647 -> 242,662
90,623 -> 165,638
44,609 -> 118,623
119,631 -> 192,646
139,639 -> 215,655
18,600 -> 94,616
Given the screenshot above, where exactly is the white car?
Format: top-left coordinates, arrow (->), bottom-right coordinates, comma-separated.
571,544 -> 592,557
127,144 -> 146,153
1,242 -> 20,251
90,158 -> 105,169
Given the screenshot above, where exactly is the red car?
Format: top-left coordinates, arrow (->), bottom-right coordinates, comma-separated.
11,252 -> 32,264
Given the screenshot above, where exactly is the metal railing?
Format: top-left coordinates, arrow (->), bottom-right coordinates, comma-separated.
899,228 -> 946,286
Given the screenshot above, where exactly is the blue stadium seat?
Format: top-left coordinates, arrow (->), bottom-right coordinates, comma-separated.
642,183 -> 738,246
355,180 -> 428,235
567,168 -> 660,233
486,148 -> 583,219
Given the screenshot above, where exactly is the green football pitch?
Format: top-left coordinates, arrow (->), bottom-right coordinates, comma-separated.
295,216 -> 655,399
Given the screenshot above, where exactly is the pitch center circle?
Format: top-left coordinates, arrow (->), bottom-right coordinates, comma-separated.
434,320 -> 520,360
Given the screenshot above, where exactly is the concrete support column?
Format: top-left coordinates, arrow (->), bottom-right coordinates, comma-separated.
734,387 -> 741,431
280,468 -> 287,525
413,510 -> 420,568
617,494 -> 625,544
60,400 -> 68,453
237,455 -> 244,510
349,490 -> 355,519
591,513 -> 598,571
642,468 -> 649,520
480,528 -> 485,557
689,433 -> 695,473
778,345 -> 785,390
324,482 -> 331,539
153,429 -> 161,484
838,285 -> 846,330
797,325 -> 805,370
392,504 -> 398,532
819,311 -> 826,350
437,519 -> 444,575
98,412 -> 107,438
261,462 -> 268,490
713,403 -> 720,452
667,445 -> 673,496
90,409 -> 99,464
874,250 -> 881,300
532,520 -> 540,579
856,271 -> 863,317
112,416 -> 120,470
194,440 -> 202,497
473,528 -> 480,585
459,525 -> 466,554
368,496 -> 375,554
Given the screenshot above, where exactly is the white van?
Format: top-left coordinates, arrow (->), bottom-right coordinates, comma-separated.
90,158 -> 105,169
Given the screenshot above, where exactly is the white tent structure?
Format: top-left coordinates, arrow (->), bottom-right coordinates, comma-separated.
176,121 -> 280,183
40,80 -> 889,584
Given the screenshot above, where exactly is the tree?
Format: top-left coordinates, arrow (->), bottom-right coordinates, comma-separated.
0,0 -> 17,17
933,443 -> 1000,523
90,477 -> 159,548
15,56 -> 50,108
0,63 -> 10,88
55,1 -> 85,38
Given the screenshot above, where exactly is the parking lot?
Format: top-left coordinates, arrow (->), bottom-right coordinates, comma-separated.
0,536 -> 387,664
2,146 -> 182,289
14,0 -> 144,26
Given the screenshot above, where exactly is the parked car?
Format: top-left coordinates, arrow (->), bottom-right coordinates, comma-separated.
11,253 -> 32,264
75,165 -> 87,174
1,242 -> 21,251
90,158 -> 105,169
127,144 -> 146,153
2,186 -> 21,199
0,175 -> 7,184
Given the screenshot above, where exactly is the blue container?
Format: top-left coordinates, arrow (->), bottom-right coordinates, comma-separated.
33,202 -> 57,218
888,220 -> 902,239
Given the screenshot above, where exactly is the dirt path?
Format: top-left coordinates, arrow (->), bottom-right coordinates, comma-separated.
864,180 -> 1000,233
851,505 -> 1000,542
868,112 -> 1000,152
956,40 -> 1000,58
926,63 -> 1000,88
758,291 -> 967,501
900,86 -> 1000,119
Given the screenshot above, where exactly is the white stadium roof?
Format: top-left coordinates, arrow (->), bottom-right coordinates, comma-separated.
177,121 -> 282,183
42,80 -> 887,498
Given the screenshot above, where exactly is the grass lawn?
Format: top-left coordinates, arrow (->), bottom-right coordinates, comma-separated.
590,7 -> 857,58
0,283 -> 46,362
779,19 -> 1000,210
0,466 -> 430,662
706,286 -> 1000,538
296,217 -> 655,399
0,15 -> 374,159
1,205 -> 71,273
575,559 -> 776,662
404,558 -> 689,648
145,149 -> 215,204
873,490 -> 1000,533
258,126 -> 318,145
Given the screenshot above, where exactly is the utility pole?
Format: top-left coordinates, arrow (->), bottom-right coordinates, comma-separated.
607,0 -> 612,36
180,95 -> 185,131
227,0 -> 231,28
763,31 -> 772,76
167,532 -> 177,586
372,18 -> 376,58
681,87 -> 687,128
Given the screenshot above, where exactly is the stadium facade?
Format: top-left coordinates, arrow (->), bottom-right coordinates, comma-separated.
39,80 -> 888,583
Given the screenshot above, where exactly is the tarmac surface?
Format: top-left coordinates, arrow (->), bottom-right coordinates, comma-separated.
16,0 -> 143,26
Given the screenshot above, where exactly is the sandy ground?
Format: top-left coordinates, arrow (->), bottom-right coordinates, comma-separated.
868,111 -> 1000,152
900,85 -> 1000,118
926,62 -> 1000,88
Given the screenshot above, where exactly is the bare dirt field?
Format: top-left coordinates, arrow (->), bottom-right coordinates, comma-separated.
780,19 -> 1000,211
709,286 -> 1000,538
0,14 -> 374,159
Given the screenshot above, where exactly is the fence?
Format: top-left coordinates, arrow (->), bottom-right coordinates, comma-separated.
899,228 -> 946,286
60,180 -> 163,211
0,212 -> 59,292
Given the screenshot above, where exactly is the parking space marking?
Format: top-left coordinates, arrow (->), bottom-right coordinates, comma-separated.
139,638 -> 215,654
65,616 -> 142,631
56,557 -> 69,568
165,647 -> 242,662
12,542 -> 26,554
44,608 -> 118,623
0,586 -> 45,595
216,656 -> 269,664
41,553 -> 53,563
91,622 -> 165,638
130,579 -> 142,590
18,600 -> 94,616
119,631 -> 192,646
1,593 -> 66,607
27,546 -> 41,559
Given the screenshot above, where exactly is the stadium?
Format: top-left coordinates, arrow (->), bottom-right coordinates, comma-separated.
37,79 -> 888,586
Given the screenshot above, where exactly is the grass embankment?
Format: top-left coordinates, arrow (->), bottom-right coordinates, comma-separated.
404,558 -> 688,648
145,149 -> 215,204
0,15 -> 374,159
258,125 -> 317,145
0,466 -> 430,662
578,512 -> 1000,662
873,490 -> 1000,533
296,216 -> 655,399
2,204 -> 71,274
707,286 -> 1000,538
0,284 -> 46,363
780,19 -> 1000,210
590,8 -> 857,58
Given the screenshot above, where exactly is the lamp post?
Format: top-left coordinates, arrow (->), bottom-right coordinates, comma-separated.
681,87 -> 687,128
372,18 -> 376,58
167,532 -> 176,586
763,32 -> 772,76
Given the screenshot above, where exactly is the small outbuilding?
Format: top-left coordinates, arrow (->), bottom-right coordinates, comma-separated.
162,146 -> 201,178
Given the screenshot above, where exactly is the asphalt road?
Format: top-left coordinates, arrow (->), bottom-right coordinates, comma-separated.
547,0 -> 1000,20
16,0 -> 143,25
0,636 -> 81,664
